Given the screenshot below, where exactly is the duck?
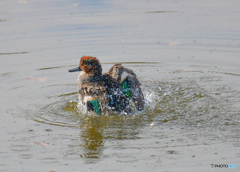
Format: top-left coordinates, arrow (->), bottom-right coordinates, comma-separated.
69,56 -> 145,115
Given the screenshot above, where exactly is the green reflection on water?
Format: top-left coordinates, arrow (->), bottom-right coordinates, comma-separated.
0,72 -> 16,77
80,126 -> 104,159
36,62 -> 160,71
37,66 -> 68,70
63,101 -> 78,112
0,52 -> 28,55
105,62 -> 159,64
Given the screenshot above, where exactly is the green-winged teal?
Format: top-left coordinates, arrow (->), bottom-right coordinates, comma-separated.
69,56 -> 144,115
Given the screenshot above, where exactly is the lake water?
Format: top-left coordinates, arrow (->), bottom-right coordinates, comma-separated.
0,0 -> 240,171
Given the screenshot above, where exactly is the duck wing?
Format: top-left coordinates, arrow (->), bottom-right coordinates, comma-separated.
107,63 -> 145,111
126,74 -> 145,111
102,73 -> 131,112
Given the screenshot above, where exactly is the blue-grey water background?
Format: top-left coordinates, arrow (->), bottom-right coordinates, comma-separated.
0,0 -> 240,171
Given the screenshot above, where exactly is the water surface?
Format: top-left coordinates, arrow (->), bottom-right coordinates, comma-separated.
0,0 -> 240,171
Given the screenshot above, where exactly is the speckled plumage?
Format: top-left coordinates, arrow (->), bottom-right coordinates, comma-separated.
70,56 -> 144,115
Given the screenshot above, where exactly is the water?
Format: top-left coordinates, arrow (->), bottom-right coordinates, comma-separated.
1,0 -> 240,171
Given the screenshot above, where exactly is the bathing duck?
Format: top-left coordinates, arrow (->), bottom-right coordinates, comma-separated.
69,56 -> 145,115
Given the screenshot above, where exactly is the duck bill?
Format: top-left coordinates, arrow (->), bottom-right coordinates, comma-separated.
68,66 -> 82,72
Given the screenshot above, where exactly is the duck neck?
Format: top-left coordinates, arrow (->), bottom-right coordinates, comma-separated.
91,64 -> 102,82
89,72 -> 102,82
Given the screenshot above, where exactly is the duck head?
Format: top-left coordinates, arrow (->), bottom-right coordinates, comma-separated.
69,56 -> 102,76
